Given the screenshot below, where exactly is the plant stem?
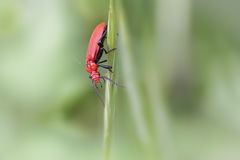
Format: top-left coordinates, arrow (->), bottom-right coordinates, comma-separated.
103,0 -> 117,159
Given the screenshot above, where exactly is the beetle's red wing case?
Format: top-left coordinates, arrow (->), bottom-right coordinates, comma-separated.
86,22 -> 107,63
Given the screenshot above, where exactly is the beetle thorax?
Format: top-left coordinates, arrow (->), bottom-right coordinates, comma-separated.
86,61 -> 98,73
86,61 -> 100,84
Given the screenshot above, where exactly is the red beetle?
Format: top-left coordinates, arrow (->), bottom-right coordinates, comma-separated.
85,22 -> 114,87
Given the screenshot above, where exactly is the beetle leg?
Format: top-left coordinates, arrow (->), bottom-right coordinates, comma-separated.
97,59 -> 107,64
98,64 -> 112,69
103,48 -> 117,54
98,64 -> 113,73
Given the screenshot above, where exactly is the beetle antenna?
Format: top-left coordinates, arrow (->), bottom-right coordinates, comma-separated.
91,81 -> 105,107
100,76 -> 125,88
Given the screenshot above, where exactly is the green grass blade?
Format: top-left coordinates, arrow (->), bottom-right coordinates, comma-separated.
103,0 -> 117,159
117,1 -> 155,159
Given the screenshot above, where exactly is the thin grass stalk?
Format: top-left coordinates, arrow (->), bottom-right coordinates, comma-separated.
103,0 -> 117,159
117,1 -> 154,159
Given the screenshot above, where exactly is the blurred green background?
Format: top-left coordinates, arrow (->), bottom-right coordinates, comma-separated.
1,0 -> 240,160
